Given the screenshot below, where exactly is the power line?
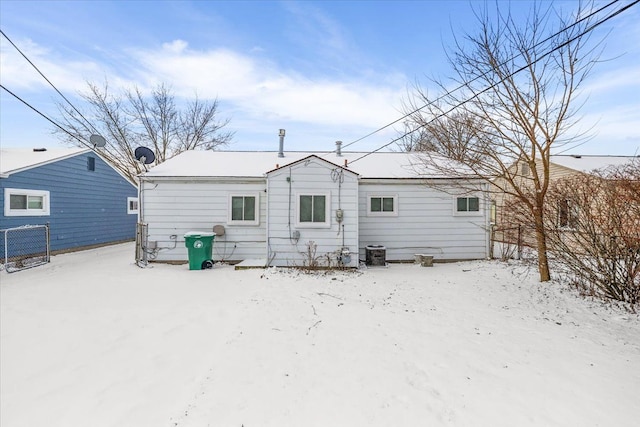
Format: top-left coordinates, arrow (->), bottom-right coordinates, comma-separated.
349,0 -> 638,165
341,0 -> 622,152
2,83 -> 137,181
0,84 -> 91,148
0,29 -> 101,137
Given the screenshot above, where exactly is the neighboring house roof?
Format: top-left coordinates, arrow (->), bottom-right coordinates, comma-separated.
142,150 -> 475,179
0,147 -> 89,178
550,155 -> 638,173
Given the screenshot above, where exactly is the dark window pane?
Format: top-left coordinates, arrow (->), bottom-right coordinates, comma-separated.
559,199 -> 571,227
457,197 -> 467,212
371,197 -> 381,212
300,195 -> 312,222
468,197 -> 479,211
382,197 -> 394,212
10,194 -> 27,209
87,157 -> 95,171
313,196 -> 325,222
232,196 -> 244,220
244,196 -> 256,221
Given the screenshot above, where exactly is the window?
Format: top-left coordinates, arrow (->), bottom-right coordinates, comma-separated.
456,197 -> 480,212
228,193 -> 259,225
127,197 -> 138,215
4,188 -> 50,216
521,161 -> 530,176
297,193 -> 330,227
558,199 -> 578,228
490,200 -> 497,224
87,156 -> 96,171
368,194 -> 398,216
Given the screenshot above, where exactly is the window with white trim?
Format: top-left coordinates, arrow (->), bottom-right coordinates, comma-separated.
455,196 -> 481,215
297,193 -> 330,227
4,188 -> 50,217
127,197 -> 138,215
368,194 -> 398,216
228,193 -> 259,225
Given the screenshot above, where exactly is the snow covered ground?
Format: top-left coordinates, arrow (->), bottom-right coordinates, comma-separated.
1,242 -> 639,427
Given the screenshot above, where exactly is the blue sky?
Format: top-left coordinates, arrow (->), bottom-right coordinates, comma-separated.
1,0 -> 639,155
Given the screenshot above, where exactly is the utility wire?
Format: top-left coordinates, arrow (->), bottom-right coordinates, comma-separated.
1,84 -> 91,147
341,0 -> 622,152
349,0 -> 638,165
0,29 -> 101,137
2,83 -> 137,182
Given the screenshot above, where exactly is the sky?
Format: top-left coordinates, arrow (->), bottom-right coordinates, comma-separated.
1,0 -> 639,156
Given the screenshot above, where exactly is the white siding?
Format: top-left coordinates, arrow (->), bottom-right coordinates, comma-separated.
267,158 -> 359,267
140,179 -> 267,262
358,181 -> 489,261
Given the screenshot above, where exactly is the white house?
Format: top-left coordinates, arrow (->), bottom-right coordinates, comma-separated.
138,149 -> 490,267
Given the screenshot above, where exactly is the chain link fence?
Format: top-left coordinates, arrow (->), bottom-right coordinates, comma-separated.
490,224 -> 537,261
1,224 -> 50,273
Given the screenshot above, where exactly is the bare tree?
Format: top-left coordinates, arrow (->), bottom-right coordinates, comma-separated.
545,161 -> 640,306
55,81 -> 234,182
400,109 -> 490,167
402,2 -> 603,281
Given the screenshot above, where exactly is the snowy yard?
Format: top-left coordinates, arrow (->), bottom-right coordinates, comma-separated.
1,243 -> 639,427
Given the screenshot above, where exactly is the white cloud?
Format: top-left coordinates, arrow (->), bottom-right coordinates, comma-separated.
581,65 -> 640,97
161,39 -> 189,54
1,35 -> 408,150
0,37 -> 106,93
131,40 -> 406,129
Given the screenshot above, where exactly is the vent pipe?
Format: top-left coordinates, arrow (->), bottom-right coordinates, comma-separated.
336,140 -> 342,156
278,129 -> 286,158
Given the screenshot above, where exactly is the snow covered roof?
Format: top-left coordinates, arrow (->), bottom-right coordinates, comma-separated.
550,155 -> 638,173
141,150 -> 474,180
0,147 -> 90,177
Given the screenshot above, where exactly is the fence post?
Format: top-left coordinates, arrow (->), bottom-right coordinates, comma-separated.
517,225 -> 523,260
45,222 -> 51,263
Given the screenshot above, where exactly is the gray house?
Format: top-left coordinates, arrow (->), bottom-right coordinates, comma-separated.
138,149 -> 490,267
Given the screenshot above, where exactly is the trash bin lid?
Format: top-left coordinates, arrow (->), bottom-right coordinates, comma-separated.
366,245 -> 386,250
184,231 -> 216,237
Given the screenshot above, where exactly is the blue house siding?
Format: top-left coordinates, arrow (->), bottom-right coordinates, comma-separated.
1,152 -> 137,253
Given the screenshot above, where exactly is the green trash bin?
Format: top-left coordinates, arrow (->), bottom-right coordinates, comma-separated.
184,231 -> 216,270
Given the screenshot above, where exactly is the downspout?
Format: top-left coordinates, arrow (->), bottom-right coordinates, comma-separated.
138,176 -> 144,225
265,173 -> 271,266
484,181 -> 491,259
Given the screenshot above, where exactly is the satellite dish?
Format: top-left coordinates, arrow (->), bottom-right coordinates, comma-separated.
90,134 -> 106,148
134,146 -> 156,165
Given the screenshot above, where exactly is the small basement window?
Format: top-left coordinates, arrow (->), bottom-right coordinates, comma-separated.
228,193 -> 259,225
368,195 -> 398,216
4,188 -> 50,217
127,197 -> 138,215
